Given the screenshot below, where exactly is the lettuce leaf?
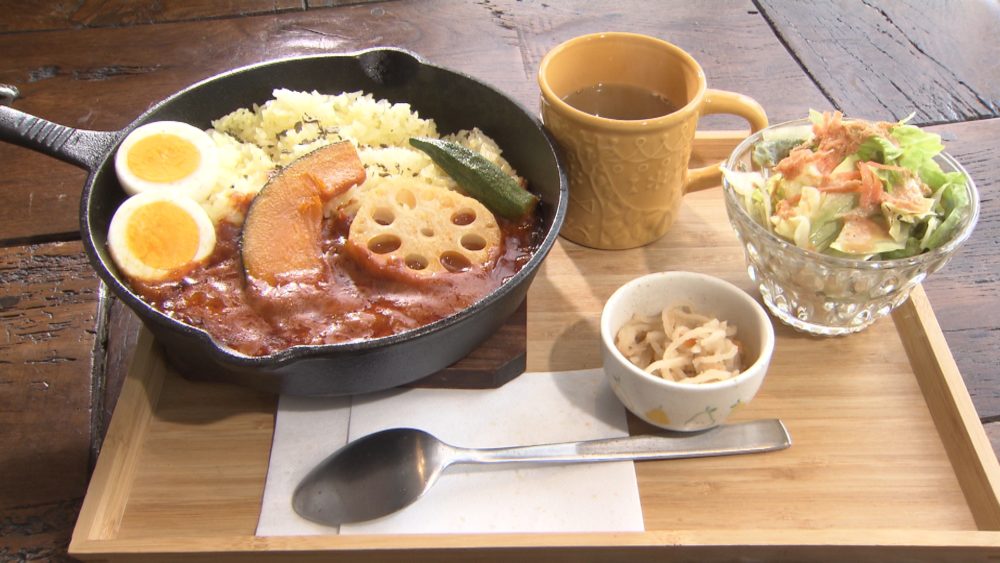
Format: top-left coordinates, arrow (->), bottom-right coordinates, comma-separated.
889,123 -> 960,192
722,168 -> 771,230
829,217 -> 905,255
753,138 -> 806,168
752,124 -> 813,169
808,109 -> 826,128
856,136 -> 903,164
938,181 -> 970,215
769,187 -> 856,252
810,193 -> 855,251
880,237 -> 923,259
923,205 -> 968,250
919,216 -> 943,250
869,122 -> 970,252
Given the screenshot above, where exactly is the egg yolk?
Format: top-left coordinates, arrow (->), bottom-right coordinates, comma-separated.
125,201 -> 200,269
127,133 -> 201,183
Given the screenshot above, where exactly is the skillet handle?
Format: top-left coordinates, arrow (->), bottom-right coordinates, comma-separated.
0,84 -> 121,172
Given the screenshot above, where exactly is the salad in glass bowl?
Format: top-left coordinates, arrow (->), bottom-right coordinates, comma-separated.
722,110 -> 979,336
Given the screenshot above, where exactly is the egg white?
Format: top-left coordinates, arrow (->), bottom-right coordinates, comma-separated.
107,190 -> 217,282
114,120 -> 219,200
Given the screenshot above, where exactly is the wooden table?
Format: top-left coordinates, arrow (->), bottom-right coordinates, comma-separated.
1,1 -> 997,560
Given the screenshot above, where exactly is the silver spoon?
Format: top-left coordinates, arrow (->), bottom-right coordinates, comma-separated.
292,419 -> 791,526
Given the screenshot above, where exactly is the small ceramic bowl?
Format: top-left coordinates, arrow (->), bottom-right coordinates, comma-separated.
600,271 -> 775,431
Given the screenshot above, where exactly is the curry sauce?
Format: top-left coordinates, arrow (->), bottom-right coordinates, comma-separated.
132,209 -> 542,356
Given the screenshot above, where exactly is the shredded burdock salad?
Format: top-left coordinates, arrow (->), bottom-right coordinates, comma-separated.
616,306 -> 742,384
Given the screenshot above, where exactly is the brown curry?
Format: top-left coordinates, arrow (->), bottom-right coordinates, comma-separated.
132,209 -> 542,356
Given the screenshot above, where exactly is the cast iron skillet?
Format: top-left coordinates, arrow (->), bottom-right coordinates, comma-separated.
0,49 -> 567,395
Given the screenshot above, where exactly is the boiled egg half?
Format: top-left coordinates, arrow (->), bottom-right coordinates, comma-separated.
107,190 -> 217,282
114,121 -> 218,199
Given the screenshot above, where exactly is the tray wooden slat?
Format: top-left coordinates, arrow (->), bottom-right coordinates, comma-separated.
70,132 -> 1000,561
895,286 -> 1000,529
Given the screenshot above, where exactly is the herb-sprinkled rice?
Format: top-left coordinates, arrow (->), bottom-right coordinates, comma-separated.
198,89 -> 518,225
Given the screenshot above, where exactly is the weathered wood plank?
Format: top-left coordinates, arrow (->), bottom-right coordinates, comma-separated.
985,422 -> 1000,464
0,0 -> 516,243
922,118 -> 1000,418
0,0 -> 306,33
305,0 -> 389,7
95,296 -> 143,454
0,241 -> 100,561
505,0 -> 830,125
0,0 -> 827,244
757,0 -> 1000,124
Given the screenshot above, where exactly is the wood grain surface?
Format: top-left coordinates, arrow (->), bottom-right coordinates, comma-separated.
0,1 -> 304,33
922,118 -> 1000,417
0,242 -> 99,561
756,0 -> 1000,124
0,0 -> 826,243
1,0 -> 998,560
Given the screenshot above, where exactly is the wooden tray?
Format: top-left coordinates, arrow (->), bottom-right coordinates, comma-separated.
70,133 -> 1000,561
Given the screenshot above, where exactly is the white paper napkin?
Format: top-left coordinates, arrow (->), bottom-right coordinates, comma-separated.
256,369 -> 645,535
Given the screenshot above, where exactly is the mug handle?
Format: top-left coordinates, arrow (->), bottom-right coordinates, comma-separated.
684,89 -> 768,193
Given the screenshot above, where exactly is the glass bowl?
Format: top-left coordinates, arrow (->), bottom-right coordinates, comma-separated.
722,118 -> 980,336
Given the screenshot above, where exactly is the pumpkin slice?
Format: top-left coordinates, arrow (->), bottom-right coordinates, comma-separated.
241,141 -> 366,285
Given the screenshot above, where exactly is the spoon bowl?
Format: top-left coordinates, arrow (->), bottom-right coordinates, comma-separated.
292,420 -> 791,526
293,428 -> 451,525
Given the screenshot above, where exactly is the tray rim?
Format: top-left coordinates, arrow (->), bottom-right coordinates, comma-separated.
69,131 -> 1000,561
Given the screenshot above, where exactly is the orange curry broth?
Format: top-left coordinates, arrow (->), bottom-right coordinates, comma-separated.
130,205 -> 543,356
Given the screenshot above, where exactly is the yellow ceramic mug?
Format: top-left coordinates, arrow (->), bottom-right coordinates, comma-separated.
538,32 -> 768,249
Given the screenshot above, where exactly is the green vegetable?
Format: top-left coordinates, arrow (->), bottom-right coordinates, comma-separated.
832,154 -> 860,175
919,216 -> 944,250
829,219 -> 906,256
808,193 -> 855,251
889,123 -> 961,192
939,181 -> 970,215
409,137 -> 538,220
734,112 -> 972,260
752,139 -> 802,168
721,168 -> 770,229
880,237 -> 923,259
751,125 -> 811,168
923,205 -> 968,250
855,136 -> 903,164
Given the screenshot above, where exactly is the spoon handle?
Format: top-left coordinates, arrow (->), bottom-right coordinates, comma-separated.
457,419 -> 790,464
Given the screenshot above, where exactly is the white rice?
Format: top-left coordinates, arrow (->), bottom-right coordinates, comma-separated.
197,88 -> 518,225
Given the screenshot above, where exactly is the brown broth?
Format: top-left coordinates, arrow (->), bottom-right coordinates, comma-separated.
131,208 -> 543,357
562,83 -> 678,120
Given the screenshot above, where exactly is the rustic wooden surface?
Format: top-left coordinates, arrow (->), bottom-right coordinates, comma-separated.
0,0 -> 997,560
756,0 -> 1000,124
